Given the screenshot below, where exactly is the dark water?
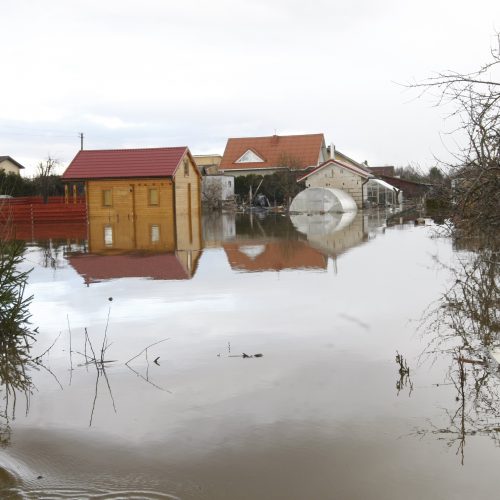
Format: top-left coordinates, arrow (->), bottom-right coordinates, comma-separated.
1,210 -> 499,499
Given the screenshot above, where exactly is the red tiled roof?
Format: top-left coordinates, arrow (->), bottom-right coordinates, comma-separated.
62,147 -> 189,180
224,241 -> 327,272
68,252 -> 190,281
297,159 -> 374,182
219,134 -> 325,171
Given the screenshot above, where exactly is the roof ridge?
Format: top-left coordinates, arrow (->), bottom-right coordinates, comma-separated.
227,133 -> 324,140
77,146 -> 188,153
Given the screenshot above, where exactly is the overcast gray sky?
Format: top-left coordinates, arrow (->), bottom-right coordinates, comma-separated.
1,0 -> 499,175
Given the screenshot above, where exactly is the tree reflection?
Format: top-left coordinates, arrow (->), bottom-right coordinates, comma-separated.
420,243 -> 499,463
0,239 -> 36,446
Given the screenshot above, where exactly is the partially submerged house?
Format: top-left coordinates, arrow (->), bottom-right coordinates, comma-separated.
62,146 -> 203,252
219,133 -> 328,177
0,156 -> 25,175
296,158 -> 398,209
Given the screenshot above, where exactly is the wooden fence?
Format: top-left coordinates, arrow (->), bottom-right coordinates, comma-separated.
0,196 -> 87,224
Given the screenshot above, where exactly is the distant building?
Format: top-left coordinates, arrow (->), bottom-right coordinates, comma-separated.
193,154 -> 222,175
0,156 -> 25,175
369,166 -> 396,177
374,175 -> 431,200
202,175 -> 234,206
219,133 -> 328,177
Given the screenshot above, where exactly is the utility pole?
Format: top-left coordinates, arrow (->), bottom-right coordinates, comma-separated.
79,132 -> 84,150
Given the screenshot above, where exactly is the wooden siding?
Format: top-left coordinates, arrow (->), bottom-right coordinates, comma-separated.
174,153 -> 202,251
87,178 -> 174,220
305,163 -> 365,208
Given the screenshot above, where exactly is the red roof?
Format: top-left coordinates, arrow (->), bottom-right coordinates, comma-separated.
220,134 -> 325,171
62,147 -> 189,180
68,252 -> 190,282
297,159 -> 374,182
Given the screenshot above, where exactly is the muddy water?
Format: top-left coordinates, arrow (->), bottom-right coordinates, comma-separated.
1,211 -> 499,499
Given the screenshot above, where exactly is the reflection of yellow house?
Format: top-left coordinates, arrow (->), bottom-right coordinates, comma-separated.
68,211 -> 202,282
87,211 -> 202,274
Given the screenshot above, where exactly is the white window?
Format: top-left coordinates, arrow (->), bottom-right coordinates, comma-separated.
104,225 -> 113,247
150,224 -> 160,243
235,149 -> 264,163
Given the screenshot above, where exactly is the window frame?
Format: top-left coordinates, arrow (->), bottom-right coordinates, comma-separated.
148,187 -> 159,206
102,189 -> 113,207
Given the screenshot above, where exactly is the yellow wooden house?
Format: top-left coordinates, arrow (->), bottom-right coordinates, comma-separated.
62,146 -> 202,251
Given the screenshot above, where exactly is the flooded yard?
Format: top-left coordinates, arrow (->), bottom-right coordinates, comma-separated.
1,210 -> 499,499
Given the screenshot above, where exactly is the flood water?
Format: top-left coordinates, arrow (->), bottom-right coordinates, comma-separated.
1,210 -> 499,499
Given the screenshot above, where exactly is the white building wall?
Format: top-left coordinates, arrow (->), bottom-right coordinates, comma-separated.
0,159 -> 22,175
202,175 -> 235,201
305,163 -> 366,209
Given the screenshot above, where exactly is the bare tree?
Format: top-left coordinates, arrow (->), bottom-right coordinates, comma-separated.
409,34 -> 500,244
36,156 -> 60,203
202,179 -> 223,210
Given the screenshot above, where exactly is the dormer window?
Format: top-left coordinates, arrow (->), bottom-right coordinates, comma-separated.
235,149 -> 264,163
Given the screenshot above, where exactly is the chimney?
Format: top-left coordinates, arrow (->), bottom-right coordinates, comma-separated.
330,142 -> 335,160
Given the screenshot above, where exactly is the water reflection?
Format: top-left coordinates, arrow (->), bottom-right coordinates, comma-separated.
202,210 -> 393,273
5,208 -> 500,497
420,243 -> 500,463
68,207 -> 203,283
0,239 -> 35,447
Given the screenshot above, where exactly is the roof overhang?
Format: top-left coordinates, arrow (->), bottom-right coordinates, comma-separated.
297,159 -> 373,182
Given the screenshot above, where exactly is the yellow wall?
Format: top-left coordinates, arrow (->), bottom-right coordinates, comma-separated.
0,159 -> 22,175
83,155 -> 202,252
174,153 -> 202,251
193,154 -> 221,167
86,178 -> 174,220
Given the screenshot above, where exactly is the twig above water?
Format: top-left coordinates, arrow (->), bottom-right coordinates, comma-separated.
125,338 -> 170,366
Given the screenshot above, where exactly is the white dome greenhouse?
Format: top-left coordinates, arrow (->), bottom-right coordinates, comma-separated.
289,187 -> 357,213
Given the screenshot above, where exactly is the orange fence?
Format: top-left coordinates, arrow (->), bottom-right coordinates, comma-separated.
0,197 -> 87,224
3,222 -> 88,241
2,196 -> 86,205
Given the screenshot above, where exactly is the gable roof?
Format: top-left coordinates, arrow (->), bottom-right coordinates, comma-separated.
62,146 -> 194,180
0,156 -> 25,169
297,159 -> 374,182
220,134 -> 325,171
334,151 -> 371,173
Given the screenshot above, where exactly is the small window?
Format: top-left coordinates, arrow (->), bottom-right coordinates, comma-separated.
150,224 -> 160,243
228,180 -> 232,187
184,159 -> 189,176
104,225 -> 113,247
149,188 -> 159,206
102,189 -> 112,207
